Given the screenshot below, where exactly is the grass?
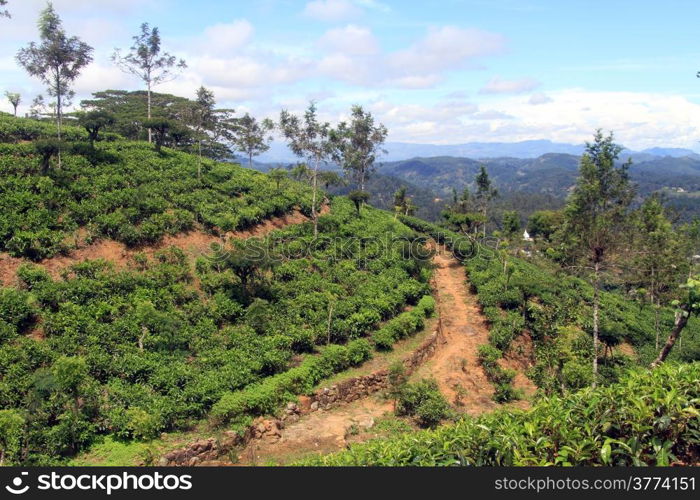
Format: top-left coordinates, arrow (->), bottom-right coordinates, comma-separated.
68,434 -> 188,466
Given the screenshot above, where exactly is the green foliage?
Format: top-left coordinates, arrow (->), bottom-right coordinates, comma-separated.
527,210 -> 564,240
0,409 -> 24,465
400,214 -> 700,397
0,288 -> 35,336
0,196 -> 432,463
211,339 -> 372,425
501,210 -> 521,236
348,190 -> 370,215
0,114 -> 313,259
302,363 -> 700,466
395,378 -> 452,428
371,295 -> 435,350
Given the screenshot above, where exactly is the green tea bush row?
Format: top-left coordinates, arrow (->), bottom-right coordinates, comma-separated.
0,115 -> 314,259
372,295 -> 436,350
301,362 -> 700,466
210,339 -> 372,425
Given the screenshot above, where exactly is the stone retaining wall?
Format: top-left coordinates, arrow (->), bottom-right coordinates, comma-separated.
161,328 -> 440,466
309,330 -> 439,411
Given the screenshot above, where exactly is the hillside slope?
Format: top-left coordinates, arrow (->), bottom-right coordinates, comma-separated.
301,363 -> 700,466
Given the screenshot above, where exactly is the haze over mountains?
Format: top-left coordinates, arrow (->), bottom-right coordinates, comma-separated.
252,138 -> 700,222
256,139 -> 700,164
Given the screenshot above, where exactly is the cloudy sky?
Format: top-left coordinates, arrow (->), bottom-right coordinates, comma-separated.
1,0 -> 700,149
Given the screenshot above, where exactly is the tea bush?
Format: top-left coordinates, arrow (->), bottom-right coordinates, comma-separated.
0,115 -> 313,260
0,197 -> 433,463
301,363 -> 700,466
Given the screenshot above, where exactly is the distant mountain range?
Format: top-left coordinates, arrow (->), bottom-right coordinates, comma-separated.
378,153 -> 700,197
250,140 -> 700,222
255,139 -> 700,163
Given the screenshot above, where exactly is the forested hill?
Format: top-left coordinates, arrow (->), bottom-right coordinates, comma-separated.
376,153 -> 700,220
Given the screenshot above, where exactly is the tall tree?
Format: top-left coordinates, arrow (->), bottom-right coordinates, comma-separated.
16,2 -> 93,167
112,23 -> 186,143
394,186 -> 408,219
502,210 -> 521,238
279,103 -> 333,237
474,166 -> 498,236
331,105 -> 387,192
318,170 -> 344,190
630,195 -> 682,349
29,94 -> 47,120
4,91 -> 20,116
231,113 -> 274,168
182,86 -> 216,178
268,168 -> 288,190
563,130 -> 634,386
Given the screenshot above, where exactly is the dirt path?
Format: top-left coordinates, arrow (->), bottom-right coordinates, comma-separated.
233,396 -> 393,465
216,243 -> 513,465
411,245 -> 499,414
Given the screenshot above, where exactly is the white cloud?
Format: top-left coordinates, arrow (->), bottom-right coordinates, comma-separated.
200,20 -> 254,56
528,92 -> 553,105
355,0 -> 391,12
472,110 -> 514,120
303,0 -> 361,22
479,76 -> 540,94
318,25 -> 378,55
191,56 -> 308,89
351,90 -> 700,151
390,26 -> 506,76
314,25 -> 507,88
73,61 -> 134,95
317,53 -> 371,84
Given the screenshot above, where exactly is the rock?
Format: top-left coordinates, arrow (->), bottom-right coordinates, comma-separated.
358,416 -> 375,429
157,457 -> 169,466
310,401 -> 319,411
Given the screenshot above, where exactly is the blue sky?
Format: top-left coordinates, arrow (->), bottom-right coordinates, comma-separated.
1,0 -> 700,149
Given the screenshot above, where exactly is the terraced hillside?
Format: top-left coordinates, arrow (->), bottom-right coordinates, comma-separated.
0,114 -> 439,465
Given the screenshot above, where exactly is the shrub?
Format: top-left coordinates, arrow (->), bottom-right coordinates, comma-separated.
0,288 -> 34,332
395,379 -> 452,428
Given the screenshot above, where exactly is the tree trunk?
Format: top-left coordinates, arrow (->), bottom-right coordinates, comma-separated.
249,152 -> 253,169
652,307 -> 689,367
312,158 -> 319,238
147,83 -> 152,144
592,262 -> 600,388
198,140 -> 202,180
56,73 -> 62,170
326,302 -> 334,345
